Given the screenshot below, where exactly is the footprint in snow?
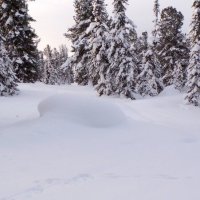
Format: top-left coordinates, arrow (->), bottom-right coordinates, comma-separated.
0,174 -> 93,200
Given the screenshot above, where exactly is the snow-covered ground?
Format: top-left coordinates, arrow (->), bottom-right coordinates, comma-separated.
0,83 -> 200,200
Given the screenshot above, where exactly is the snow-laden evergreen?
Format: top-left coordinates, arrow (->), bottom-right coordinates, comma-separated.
53,45 -> 72,85
107,0 -> 138,99
43,45 -> 58,85
87,0 -> 110,94
59,45 -> 69,66
0,39 -> 18,96
37,51 -> 45,82
148,0 -> 163,85
137,36 -> 163,97
157,7 -> 189,87
56,45 -> 69,84
136,33 -> 163,97
185,0 -> 200,106
65,0 -> 94,85
51,48 -> 64,84
0,0 -> 39,83
52,48 -> 61,70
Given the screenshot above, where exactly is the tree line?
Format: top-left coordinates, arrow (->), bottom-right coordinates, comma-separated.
0,0 -> 200,107
64,0 -> 200,106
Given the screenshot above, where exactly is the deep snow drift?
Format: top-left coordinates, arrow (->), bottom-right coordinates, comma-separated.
38,94 -> 126,128
0,83 -> 200,200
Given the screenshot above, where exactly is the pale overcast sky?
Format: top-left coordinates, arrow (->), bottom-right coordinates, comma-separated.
29,0 -> 194,50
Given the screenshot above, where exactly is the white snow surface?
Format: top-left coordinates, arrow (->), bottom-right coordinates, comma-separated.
0,83 -> 200,200
38,94 -> 126,128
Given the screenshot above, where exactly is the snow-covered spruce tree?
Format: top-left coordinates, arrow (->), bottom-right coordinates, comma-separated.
0,0 -> 39,83
149,0 -> 163,84
52,48 -> 62,84
185,0 -> 200,106
157,7 -> 189,87
107,0 -> 138,99
37,51 -> 45,82
0,39 -> 18,96
43,45 -> 58,85
157,7 -> 188,86
58,45 -> 73,84
59,45 -> 68,65
65,0 -> 94,85
137,0 -> 163,97
52,48 -> 61,71
136,44 -> 163,97
87,0 -> 110,95
51,47 -> 69,85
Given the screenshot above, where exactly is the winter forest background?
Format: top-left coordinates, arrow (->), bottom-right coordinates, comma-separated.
1,1 -> 200,199
0,0 -> 200,106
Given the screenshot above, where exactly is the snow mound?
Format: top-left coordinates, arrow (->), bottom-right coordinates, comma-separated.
38,94 -> 126,128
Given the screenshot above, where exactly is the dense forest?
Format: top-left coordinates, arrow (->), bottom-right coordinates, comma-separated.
0,0 -> 200,106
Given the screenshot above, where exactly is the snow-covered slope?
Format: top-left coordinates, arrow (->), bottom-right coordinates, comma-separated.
0,83 -> 200,200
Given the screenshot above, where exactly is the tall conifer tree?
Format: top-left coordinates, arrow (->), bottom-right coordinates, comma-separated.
0,0 -> 39,83
157,7 -> 188,87
87,0 -> 110,94
43,45 -> 58,85
65,0 -> 94,85
107,0 -> 138,99
149,0 -> 163,84
137,33 -> 163,96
